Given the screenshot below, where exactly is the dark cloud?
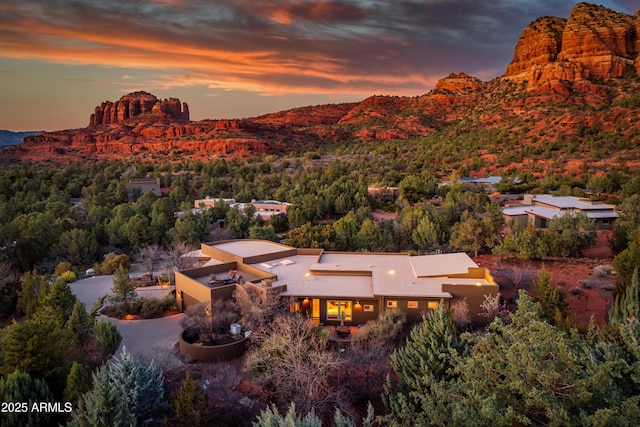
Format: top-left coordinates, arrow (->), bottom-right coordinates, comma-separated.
0,0 -> 636,97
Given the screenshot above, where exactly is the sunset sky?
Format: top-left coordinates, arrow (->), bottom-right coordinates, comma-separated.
0,0 -> 637,131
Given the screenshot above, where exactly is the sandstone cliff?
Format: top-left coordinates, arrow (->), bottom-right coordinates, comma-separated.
505,3 -> 640,89
435,72 -> 483,92
89,91 -> 189,125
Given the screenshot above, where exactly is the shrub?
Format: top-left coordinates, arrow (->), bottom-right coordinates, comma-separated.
54,261 -> 73,276
61,270 -> 77,283
594,265 -> 613,277
139,296 -> 176,319
356,307 -> 407,344
100,252 -> 132,275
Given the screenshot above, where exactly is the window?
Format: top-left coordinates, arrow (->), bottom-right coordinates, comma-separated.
407,301 -> 418,309
386,300 -> 398,308
363,304 -> 374,312
427,301 -> 439,309
326,300 -> 352,321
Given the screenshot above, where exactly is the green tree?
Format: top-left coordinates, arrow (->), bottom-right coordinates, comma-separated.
450,215 -> 483,257
52,228 -> 99,266
70,347 -> 164,427
412,216 -> 442,252
354,219 -> 384,251
111,265 -> 137,310
64,362 -> 93,404
547,211 -> 597,258
93,319 -> 122,364
172,372 -> 211,427
480,202 -> 505,250
99,252 -> 132,275
253,402 -> 375,427
0,371 -> 55,427
67,300 -> 92,346
248,225 -> 279,242
614,241 -> 640,280
532,266 -> 569,328
384,303 -> 465,426
399,174 -> 426,204
19,271 -> 48,318
1,306 -> 74,394
609,268 -> 640,325
39,276 -> 77,320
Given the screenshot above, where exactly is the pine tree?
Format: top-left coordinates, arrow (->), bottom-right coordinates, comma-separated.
532,266 -> 569,327
70,347 -> 164,427
111,265 -> 137,310
609,268 -> 640,325
93,319 -> 122,364
172,372 -> 210,427
67,300 -> 92,346
64,362 -> 93,405
0,371 -> 55,427
384,303 -> 466,426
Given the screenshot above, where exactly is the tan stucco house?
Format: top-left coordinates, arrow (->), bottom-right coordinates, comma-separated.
175,240 -> 499,325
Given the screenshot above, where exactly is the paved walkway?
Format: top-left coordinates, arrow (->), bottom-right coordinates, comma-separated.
70,275 -> 184,368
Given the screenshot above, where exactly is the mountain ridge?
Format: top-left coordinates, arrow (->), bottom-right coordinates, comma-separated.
1,2 -> 639,174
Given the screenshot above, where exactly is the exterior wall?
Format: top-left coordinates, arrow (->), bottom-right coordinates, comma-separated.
313,298 -> 380,326
529,214 -> 549,228
382,297 -> 446,323
503,214 -> 527,226
179,331 -> 249,362
176,268 -> 237,312
126,178 -> 161,197
176,271 -> 215,312
252,201 -> 291,214
442,282 -> 500,325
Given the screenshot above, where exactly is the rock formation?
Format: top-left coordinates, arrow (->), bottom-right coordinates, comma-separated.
435,72 -> 483,92
505,3 -> 640,89
90,91 -> 189,126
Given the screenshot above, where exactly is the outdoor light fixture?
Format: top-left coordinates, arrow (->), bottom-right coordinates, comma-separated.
388,269 -> 396,275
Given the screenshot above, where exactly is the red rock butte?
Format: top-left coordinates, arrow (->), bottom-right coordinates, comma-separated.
505,3 -> 640,89
90,91 -> 189,126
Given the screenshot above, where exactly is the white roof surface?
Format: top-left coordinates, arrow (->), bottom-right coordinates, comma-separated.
248,251 -> 481,298
502,206 -> 530,216
410,253 -> 478,277
532,195 -> 614,211
213,240 -> 293,258
199,241 -> 492,299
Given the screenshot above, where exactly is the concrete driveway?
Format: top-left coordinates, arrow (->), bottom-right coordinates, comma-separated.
70,275 -> 184,368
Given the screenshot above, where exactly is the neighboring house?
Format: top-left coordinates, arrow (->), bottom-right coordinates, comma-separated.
176,240 -> 499,325
439,176 -> 520,193
502,194 -> 618,230
193,197 -> 291,221
194,197 -> 237,209
126,178 -> 162,198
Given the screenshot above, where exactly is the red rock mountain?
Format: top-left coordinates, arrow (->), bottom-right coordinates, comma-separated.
505,3 -> 640,90
2,2 -> 640,168
90,91 -> 189,125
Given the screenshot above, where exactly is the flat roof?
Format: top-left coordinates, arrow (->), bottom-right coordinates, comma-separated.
502,206 -> 530,216
532,195 -> 614,211
212,240 -> 293,259
410,253 -> 478,277
526,206 -> 567,220
197,241 -> 493,299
